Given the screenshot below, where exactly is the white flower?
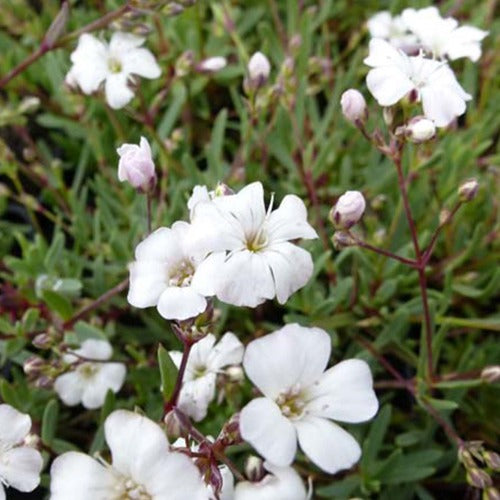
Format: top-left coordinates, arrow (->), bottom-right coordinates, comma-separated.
364,38 -> 472,127
66,31 -> 161,109
239,324 -> 378,474
127,221 -> 222,320
332,190 -> 366,228
54,339 -> 126,410
367,11 -> 418,52
50,410 -> 209,500
235,462 -> 309,500
117,136 -> 156,190
190,182 -> 318,307
0,404 -> 43,499
248,52 -> 271,83
401,7 -> 488,62
198,56 -> 227,72
405,116 -> 436,143
170,332 -> 244,421
340,89 -> 367,123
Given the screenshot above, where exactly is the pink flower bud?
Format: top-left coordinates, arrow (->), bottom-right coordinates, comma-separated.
117,137 -> 156,191
248,52 -> 271,85
458,178 -> 479,202
406,116 -> 436,143
340,89 -> 367,123
332,190 -> 366,228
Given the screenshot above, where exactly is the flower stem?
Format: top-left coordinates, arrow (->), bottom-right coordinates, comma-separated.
164,337 -> 193,413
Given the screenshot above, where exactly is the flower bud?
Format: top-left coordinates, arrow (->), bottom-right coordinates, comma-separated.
197,56 -> 227,73
247,52 -> 271,87
466,468 -> 492,489
332,231 -> 356,250
175,50 -> 194,77
23,356 -> 45,377
483,451 -> 500,471
458,178 -> 479,202
405,116 -> 436,143
117,137 -> 156,192
164,411 -> 182,440
485,488 -> 500,500
244,455 -> 265,482
331,190 -> 366,228
340,89 -> 367,123
214,182 -> 234,197
32,333 -> 53,350
225,365 -> 244,383
481,365 -> 500,384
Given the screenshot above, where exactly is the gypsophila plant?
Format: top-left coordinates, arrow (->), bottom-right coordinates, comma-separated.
0,1 -> 498,499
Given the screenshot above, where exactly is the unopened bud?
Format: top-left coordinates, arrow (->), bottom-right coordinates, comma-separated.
247,52 -> 271,88
244,455 -> 265,482
484,488 -> 500,500
405,116 -> 436,143
117,137 -> 156,192
331,190 -> 366,228
481,366 -> 500,384
439,208 -> 451,226
32,333 -> 53,350
175,50 -> 194,77
332,231 -> 356,250
483,451 -> 500,471
214,182 -> 234,197
23,356 -> 45,377
197,56 -> 227,73
164,411 -> 182,440
288,34 -> 302,54
383,106 -> 394,126
23,433 -> 41,449
225,365 -> 244,383
458,178 -> 479,202
340,89 -> 367,123
467,468 -> 492,489
18,97 -> 41,114
458,446 -> 475,467
34,375 -> 53,389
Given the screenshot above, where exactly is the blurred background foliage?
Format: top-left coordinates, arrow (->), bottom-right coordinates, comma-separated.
0,0 -> 499,498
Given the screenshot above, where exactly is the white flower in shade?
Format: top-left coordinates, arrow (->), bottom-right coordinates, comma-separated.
332,190 -> 366,229
50,410 -> 209,500
401,7 -> 488,62
340,89 -> 367,123
190,182 -> 318,307
117,136 -> 156,190
127,221 -> 220,320
248,52 -> 271,83
235,462 -> 309,500
198,56 -> 227,72
54,339 -> 126,410
367,11 -> 418,52
66,31 -> 161,109
170,332 -> 244,421
239,324 -> 378,474
0,405 -> 43,499
364,38 -> 472,127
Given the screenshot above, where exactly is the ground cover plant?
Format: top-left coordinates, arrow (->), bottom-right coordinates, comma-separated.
0,0 -> 499,498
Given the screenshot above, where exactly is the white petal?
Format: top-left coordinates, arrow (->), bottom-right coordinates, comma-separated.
135,227 -> 183,262
105,72 -> 134,109
50,452 -> 117,500
122,48 -> 161,79
366,66 -> 414,106
240,398 -> 297,466
295,416 -> 361,474
266,195 -> 318,242
186,334 -> 217,371
128,260 -> 168,308
444,26 -> 488,62
54,372 -> 85,406
420,82 -> 467,127
177,374 -> 216,422
81,363 -> 127,409
219,465 -> 235,500
243,324 -> 331,399
190,252 -> 225,297
75,339 -> 112,360
0,405 -> 31,445
0,446 -> 42,492
364,38 -> 409,68
109,31 -> 145,53
306,359 -> 379,423
157,286 -> 207,320
105,410 -> 170,480
0,485 -> 4,500
263,243 -> 314,304
207,332 -> 244,371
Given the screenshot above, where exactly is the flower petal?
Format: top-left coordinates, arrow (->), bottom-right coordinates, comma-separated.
0,446 -> 42,492
81,363 -> 127,409
0,405 -> 31,445
122,48 -> 161,79
366,66 -> 414,106
295,416 -> 361,474
128,260 -> 168,308
104,72 -> 134,109
75,339 -> 112,360
207,332 -> 244,371
177,374 -> 216,422
109,31 -> 145,53
240,398 -> 297,467
157,286 -> 207,320
54,372 -> 85,407
306,359 -> 378,423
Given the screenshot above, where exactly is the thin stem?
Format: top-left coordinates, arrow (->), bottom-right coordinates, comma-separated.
165,339 -> 193,412
420,400 -> 464,446
146,192 -> 152,235
418,268 -> 434,379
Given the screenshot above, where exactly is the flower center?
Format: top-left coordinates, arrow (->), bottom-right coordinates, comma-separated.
192,364 -> 207,378
77,362 -> 99,379
168,260 -> 195,287
119,478 -> 152,500
276,384 -> 307,420
246,226 -> 269,252
108,57 -> 122,74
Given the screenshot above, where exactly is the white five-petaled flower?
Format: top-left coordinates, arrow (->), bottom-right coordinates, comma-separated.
190,182 -> 318,307
117,137 -> 156,191
364,38 -> 472,127
0,404 -> 43,500
239,324 -> 378,474
66,32 -> 161,109
367,11 -> 418,53
170,332 -> 244,422
127,221 -> 217,320
401,7 -> 488,62
235,462 -> 309,500
54,339 -> 126,410
50,410 -> 209,500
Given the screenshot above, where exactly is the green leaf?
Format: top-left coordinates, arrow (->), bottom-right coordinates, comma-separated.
362,405 -> 392,474
41,399 -> 59,446
41,290 -> 73,320
158,344 -> 178,401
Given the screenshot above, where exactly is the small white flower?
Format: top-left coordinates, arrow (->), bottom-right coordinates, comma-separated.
117,136 -> 156,190
235,462 -> 309,500
401,6 -> 488,62
405,116 -> 436,143
66,31 -> 161,109
364,38 -> 472,127
340,89 -> 367,123
332,190 -> 366,228
127,221 -> 218,320
50,410 -> 209,500
0,404 -> 43,498
198,56 -> 227,72
170,332 -> 244,421
239,324 -> 378,473
190,182 -> 318,307
248,52 -> 271,83
367,11 -> 418,52
54,339 -> 126,410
